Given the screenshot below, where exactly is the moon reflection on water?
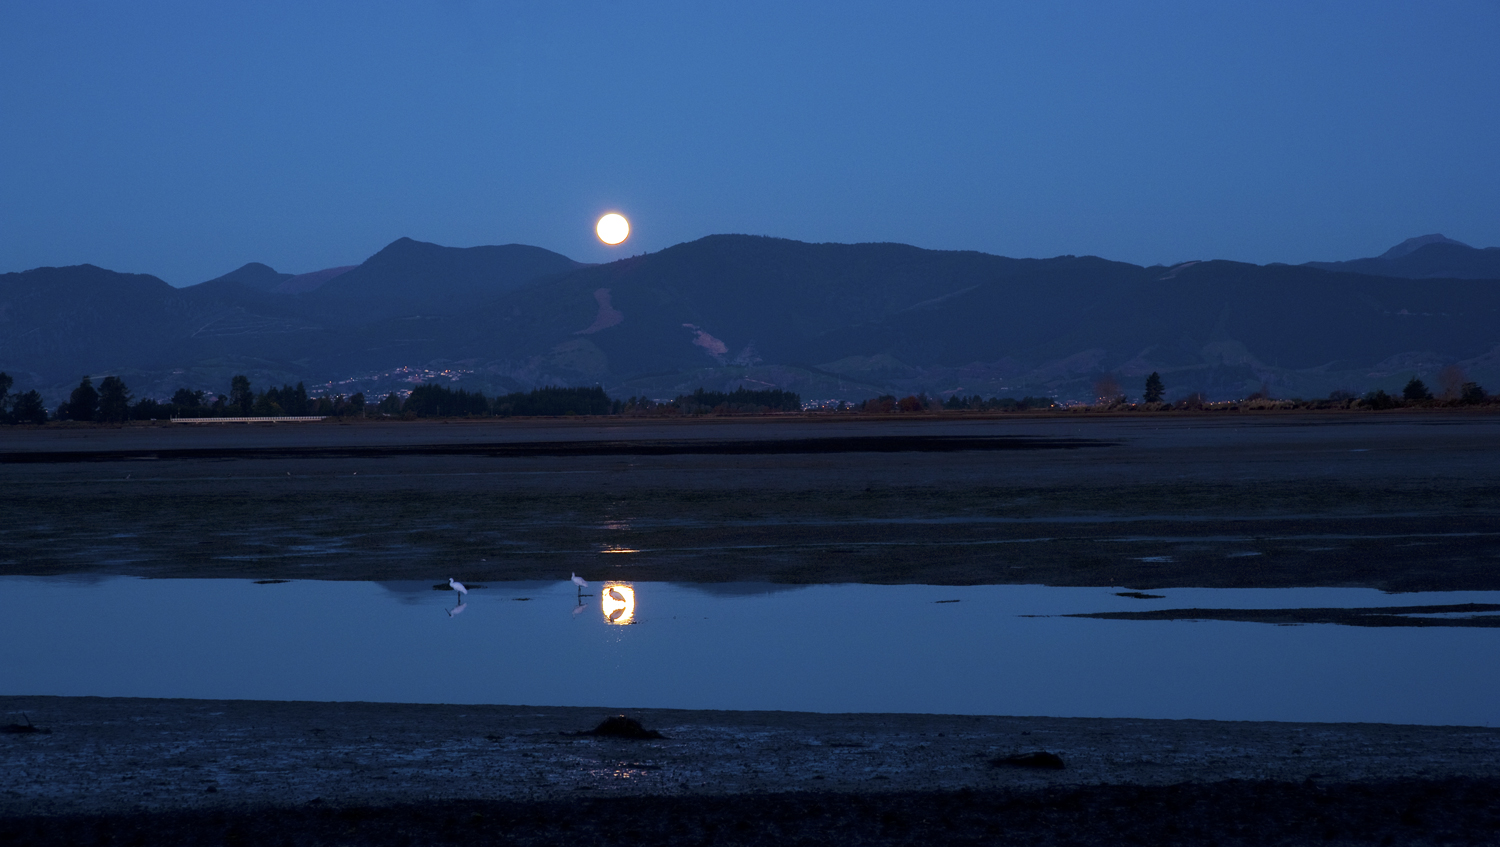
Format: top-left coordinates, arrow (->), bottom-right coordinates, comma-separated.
602,583 -> 636,625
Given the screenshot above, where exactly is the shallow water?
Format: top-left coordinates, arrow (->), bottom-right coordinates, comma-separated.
2,577 -> 1497,726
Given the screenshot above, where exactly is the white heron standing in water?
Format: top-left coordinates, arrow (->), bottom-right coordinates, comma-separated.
571,573 -> 588,600
449,578 -> 468,597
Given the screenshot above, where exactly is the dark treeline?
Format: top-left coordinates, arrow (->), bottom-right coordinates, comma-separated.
379,384 -> 617,418
637,387 -> 802,414
840,394 -> 1056,413
904,370 -> 1494,414
3,368 -> 1496,425
0,372 -> 48,424
0,373 -> 634,423
400,384 -> 492,418
942,395 -> 1058,412
618,387 -> 803,415
496,386 -> 615,416
0,372 -> 368,423
382,384 -> 803,418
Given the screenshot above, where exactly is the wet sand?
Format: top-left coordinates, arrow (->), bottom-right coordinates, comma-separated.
3,412 -> 1499,591
4,695 -> 1499,843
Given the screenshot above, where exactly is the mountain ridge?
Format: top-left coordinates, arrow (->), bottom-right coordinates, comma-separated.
3,234 -> 1498,405
1379,233 -> 1469,261
1304,237 -> 1500,280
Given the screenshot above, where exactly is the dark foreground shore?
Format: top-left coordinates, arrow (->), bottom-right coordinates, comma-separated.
6,780 -> 1499,845
5,696 -> 1500,844
4,413 -> 1500,591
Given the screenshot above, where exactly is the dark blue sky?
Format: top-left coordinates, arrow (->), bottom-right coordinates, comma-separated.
3,2 -> 1497,285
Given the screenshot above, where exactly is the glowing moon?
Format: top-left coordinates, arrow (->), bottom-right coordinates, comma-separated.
596,213 -> 630,245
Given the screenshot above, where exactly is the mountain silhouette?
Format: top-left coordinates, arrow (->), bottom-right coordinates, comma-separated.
3,234 -> 1498,404
302,237 -> 587,324
1378,234 -> 1469,260
1305,235 -> 1500,279
196,262 -> 292,293
272,265 -> 357,294
0,263 -> 313,388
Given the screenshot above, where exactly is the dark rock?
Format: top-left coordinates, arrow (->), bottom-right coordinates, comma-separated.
254,579 -> 290,585
1116,591 -> 1165,599
578,715 -> 665,740
0,724 -> 49,735
991,751 -> 1065,770
1,714 -> 51,735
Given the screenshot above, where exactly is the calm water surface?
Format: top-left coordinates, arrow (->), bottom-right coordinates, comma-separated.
2,577 -> 1497,726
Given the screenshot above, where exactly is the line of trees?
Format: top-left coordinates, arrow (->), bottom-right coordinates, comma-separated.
108,376 -> 366,420
1359,375 -> 1488,410
941,394 -> 1058,412
0,373 -> 48,424
4,368 -> 1496,426
916,369 -> 1492,414
619,387 -> 803,416
0,375 -> 630,423
0,373 -> 370,423
379,384 -> 619,418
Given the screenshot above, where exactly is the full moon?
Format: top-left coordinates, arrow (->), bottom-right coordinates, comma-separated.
596,213 -> 630,245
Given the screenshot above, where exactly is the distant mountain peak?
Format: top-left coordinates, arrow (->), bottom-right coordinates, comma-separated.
196,261 -> 292,292
365,236 -> 435,261
272,265 -> 357,295
1379,234 -> 1469,261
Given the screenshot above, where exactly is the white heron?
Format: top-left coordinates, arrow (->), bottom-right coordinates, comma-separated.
571,573 -> 589,603
449,578 -> 468,597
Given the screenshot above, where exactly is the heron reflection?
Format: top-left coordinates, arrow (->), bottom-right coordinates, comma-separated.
446,600 -> 467,617
602,583 -> 636,625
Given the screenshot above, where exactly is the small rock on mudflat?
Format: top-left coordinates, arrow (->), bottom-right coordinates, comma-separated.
992,751 -> 1065,769
1,715 -> 51,735
1,724 -> 51,735
579,716 -> 665,740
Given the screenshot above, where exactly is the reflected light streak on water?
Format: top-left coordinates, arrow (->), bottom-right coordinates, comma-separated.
0,578 -> 1497,727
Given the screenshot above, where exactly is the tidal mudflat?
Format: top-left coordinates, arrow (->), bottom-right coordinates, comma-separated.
5,413 -> 1500,843
2,412 -> 1499,591
4,696 -> 1499,844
